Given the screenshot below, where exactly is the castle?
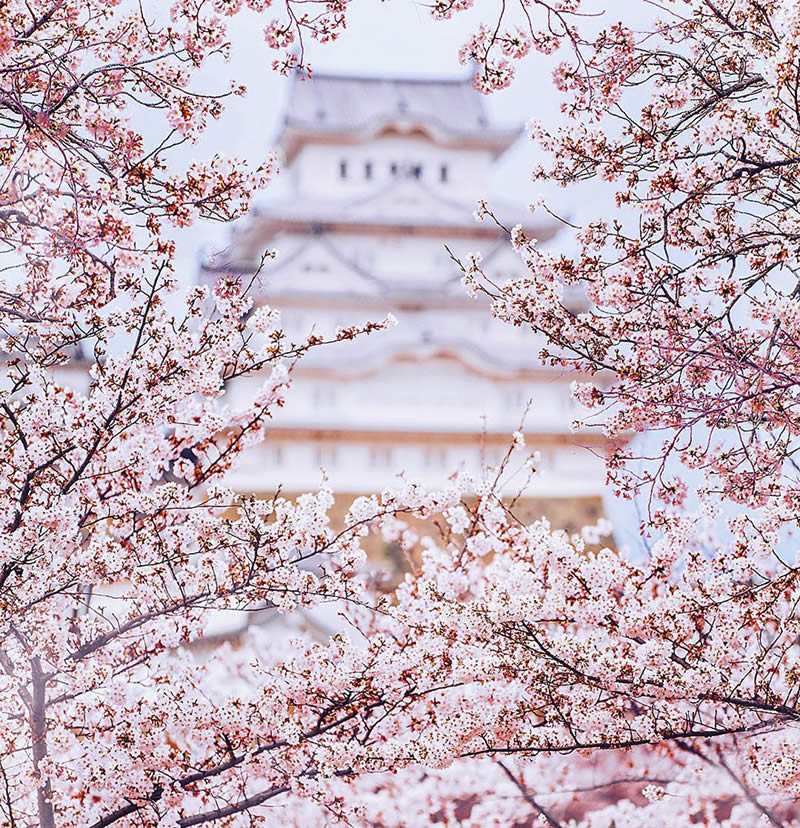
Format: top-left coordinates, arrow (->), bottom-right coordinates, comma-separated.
200,73 -> 606,535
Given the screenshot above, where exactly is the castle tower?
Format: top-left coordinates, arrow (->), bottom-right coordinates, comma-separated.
200,73 -> 606,532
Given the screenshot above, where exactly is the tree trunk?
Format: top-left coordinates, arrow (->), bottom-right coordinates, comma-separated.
30,657 -> 54,828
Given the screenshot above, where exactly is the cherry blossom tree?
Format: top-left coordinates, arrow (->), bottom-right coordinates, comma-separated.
0,1 -> 386,824
453,0 -> 800,821
4,0 -> 800,826
457,0 -> 800,519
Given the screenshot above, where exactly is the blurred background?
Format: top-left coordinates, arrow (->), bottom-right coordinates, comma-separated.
168,2 -> 632,575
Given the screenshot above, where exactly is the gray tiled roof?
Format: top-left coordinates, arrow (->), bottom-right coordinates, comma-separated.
283,72 -> 499,138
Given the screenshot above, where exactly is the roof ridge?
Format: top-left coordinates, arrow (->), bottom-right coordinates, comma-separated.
295,70 -> 474,86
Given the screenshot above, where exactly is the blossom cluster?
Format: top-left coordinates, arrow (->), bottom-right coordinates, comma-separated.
4,0 -> 800,825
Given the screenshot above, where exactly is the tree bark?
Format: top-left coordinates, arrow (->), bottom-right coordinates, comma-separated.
31,657 -> 54,828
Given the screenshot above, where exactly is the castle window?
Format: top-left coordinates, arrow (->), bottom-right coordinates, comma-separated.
440,164 -> 448,183
314,446 -> 337,467
390,162 -> 398,176
411,164 -> 422,179
369,447 -> 393,467
423,448 -> 447,467
365,161 -> 373,179
339,160 -> 347,179
505,388 -> 527,409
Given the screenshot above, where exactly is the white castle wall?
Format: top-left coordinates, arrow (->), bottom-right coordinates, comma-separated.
206,75 -> 606,501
